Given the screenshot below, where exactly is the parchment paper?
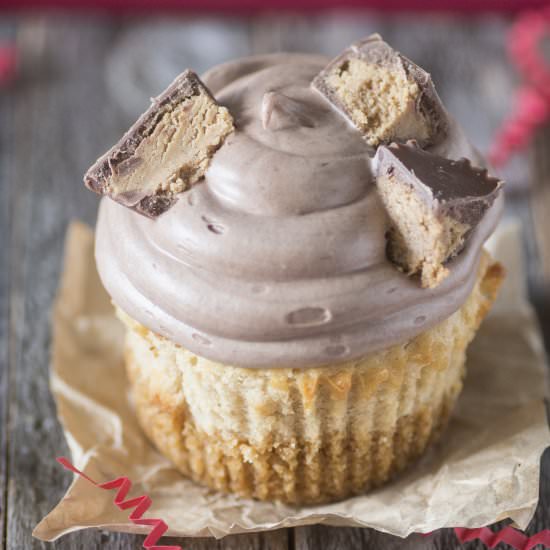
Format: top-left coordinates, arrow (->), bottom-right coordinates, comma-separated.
34,221 -> 550,541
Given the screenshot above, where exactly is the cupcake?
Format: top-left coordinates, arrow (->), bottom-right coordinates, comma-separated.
86,35 -> 504,505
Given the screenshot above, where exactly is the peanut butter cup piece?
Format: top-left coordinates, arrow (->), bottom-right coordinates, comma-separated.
84,70 -> 234,217
312,34 -> 447,148
375,142 -> 502,288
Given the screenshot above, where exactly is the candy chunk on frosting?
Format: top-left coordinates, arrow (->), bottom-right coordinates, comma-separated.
312,34 -> 447,147
375,142 -> 503,288
84,70 -> 234,218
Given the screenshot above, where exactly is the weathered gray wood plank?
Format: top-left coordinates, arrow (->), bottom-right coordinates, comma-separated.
531,126 -> 550,290
47,529 -> 290,550
294,526 -> 370,549
0,18 -> 16,550
5,17 -> 141,550
154,531 -> 289,550
523,123 -> 550,541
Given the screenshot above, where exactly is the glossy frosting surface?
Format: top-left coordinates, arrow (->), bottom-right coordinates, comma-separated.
95,53 -> 502,368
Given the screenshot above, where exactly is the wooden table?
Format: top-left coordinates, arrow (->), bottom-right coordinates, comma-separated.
1,13 -> 549,550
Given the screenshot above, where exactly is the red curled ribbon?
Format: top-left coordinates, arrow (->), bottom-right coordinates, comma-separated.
57,457 -> 182,550
454,526 -> 550,549
489,6 -> 550,166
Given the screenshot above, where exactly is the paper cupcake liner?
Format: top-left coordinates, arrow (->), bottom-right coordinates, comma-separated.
125,338 -> 461,504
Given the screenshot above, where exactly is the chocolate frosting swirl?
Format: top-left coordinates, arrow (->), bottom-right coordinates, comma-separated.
95,53 -> 502,368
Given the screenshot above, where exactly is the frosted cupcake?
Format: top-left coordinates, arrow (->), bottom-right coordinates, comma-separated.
86,35 -> 504,504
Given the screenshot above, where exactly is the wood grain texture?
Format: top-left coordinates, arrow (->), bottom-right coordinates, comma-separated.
0,19 -> 16,550
5,17 -> 128,550
0,13 -> 549,550
531,126 -> 550,290
525,120 -> 550,542
529,127 -> 550,364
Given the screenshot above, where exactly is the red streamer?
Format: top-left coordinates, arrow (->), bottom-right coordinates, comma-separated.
454,526 -> 550,549
57,457 -> 182,550
489,85 -> 550,166
489,6 -> 550,167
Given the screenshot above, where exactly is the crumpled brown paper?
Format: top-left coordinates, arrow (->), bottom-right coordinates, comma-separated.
34,221 -> 550,541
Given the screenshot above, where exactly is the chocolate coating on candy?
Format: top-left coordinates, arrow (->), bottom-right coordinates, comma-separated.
375,142 -> 503,288
380,142 -> 502,220
84,70 -> 234,218
312,34 -> 448,148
